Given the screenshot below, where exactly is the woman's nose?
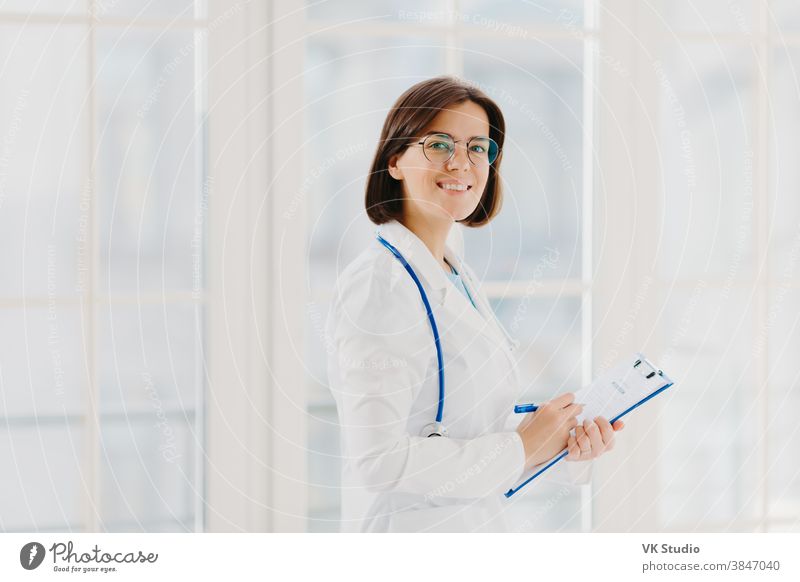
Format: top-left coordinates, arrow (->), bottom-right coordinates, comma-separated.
446,143 -> 471,170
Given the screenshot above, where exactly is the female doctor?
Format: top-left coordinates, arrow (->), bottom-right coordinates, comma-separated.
326,76 -> 624,533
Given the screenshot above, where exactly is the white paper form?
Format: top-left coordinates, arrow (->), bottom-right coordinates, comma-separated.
504,352 -> 674,498
573,353 -> 674,425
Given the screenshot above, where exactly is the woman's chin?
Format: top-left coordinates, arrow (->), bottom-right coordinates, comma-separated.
421,202 -> 479,223
452,204 -> 480,222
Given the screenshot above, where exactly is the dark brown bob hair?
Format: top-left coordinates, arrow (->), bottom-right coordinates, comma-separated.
365,76 -> 505,227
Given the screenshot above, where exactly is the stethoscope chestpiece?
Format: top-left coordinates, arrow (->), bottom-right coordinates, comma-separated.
420,422 -> 449,438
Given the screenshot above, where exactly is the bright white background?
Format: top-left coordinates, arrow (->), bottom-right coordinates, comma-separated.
0,0 -> 798,533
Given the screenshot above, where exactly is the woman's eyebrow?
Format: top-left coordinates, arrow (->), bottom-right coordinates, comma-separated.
425,130 -> 487,139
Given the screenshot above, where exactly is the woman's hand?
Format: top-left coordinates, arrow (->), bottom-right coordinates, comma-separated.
516,392 -> 583,469
565,417 -> 624,461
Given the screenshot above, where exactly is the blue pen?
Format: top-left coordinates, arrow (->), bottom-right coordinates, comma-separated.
514,403 -> 538,414
514,402 -> 586,414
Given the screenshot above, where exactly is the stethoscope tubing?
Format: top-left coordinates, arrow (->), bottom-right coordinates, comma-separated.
376,235 -> 445,425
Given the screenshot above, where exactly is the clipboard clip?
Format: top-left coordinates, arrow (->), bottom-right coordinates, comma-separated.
633,356 -> 663,380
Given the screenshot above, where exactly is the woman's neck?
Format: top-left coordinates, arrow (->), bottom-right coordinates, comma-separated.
401,213 -> 453,273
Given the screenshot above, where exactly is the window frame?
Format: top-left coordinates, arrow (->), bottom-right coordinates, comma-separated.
0,2 -> 210,532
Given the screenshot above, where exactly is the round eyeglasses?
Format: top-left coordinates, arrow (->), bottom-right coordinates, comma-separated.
413,133 -> 500,166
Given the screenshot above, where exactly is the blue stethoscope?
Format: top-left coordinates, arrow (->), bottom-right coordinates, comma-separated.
376,234 -> 449,438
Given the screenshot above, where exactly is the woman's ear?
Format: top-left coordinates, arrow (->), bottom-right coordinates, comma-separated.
387,154 -> 403,181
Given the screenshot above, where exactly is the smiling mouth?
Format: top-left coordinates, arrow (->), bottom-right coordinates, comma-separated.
436,182 -> 472,192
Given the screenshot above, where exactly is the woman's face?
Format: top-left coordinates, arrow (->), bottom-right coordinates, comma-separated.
388,100 -> 492,224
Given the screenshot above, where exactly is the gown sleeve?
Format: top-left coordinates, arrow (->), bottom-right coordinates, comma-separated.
326,260 -> 526,500
502,412 -> 593,487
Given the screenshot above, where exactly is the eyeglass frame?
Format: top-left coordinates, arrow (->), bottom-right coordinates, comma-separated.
411,132 -> 501,166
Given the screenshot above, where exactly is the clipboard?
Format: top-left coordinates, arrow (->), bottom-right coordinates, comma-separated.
504,352 -> 674,498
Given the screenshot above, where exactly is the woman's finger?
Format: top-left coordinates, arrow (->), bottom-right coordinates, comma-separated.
549,392 -> 575,409
596,416 -> 615,448
576,426 -> 591,453
584,419 -> 604,458
567,435 -> 579,460
612,420 -> 625,431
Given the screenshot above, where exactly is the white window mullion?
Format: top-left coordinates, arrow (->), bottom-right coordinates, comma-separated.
581,0 -> 598,535
82,4 -> 101,534
446,0 -> 461,75
591,0 -> 665,532
193,21 -> 208,535
753,0 -> 771,532
266,0 -> 308,533
205,0 -> 256,532
206,0 -> 308,533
